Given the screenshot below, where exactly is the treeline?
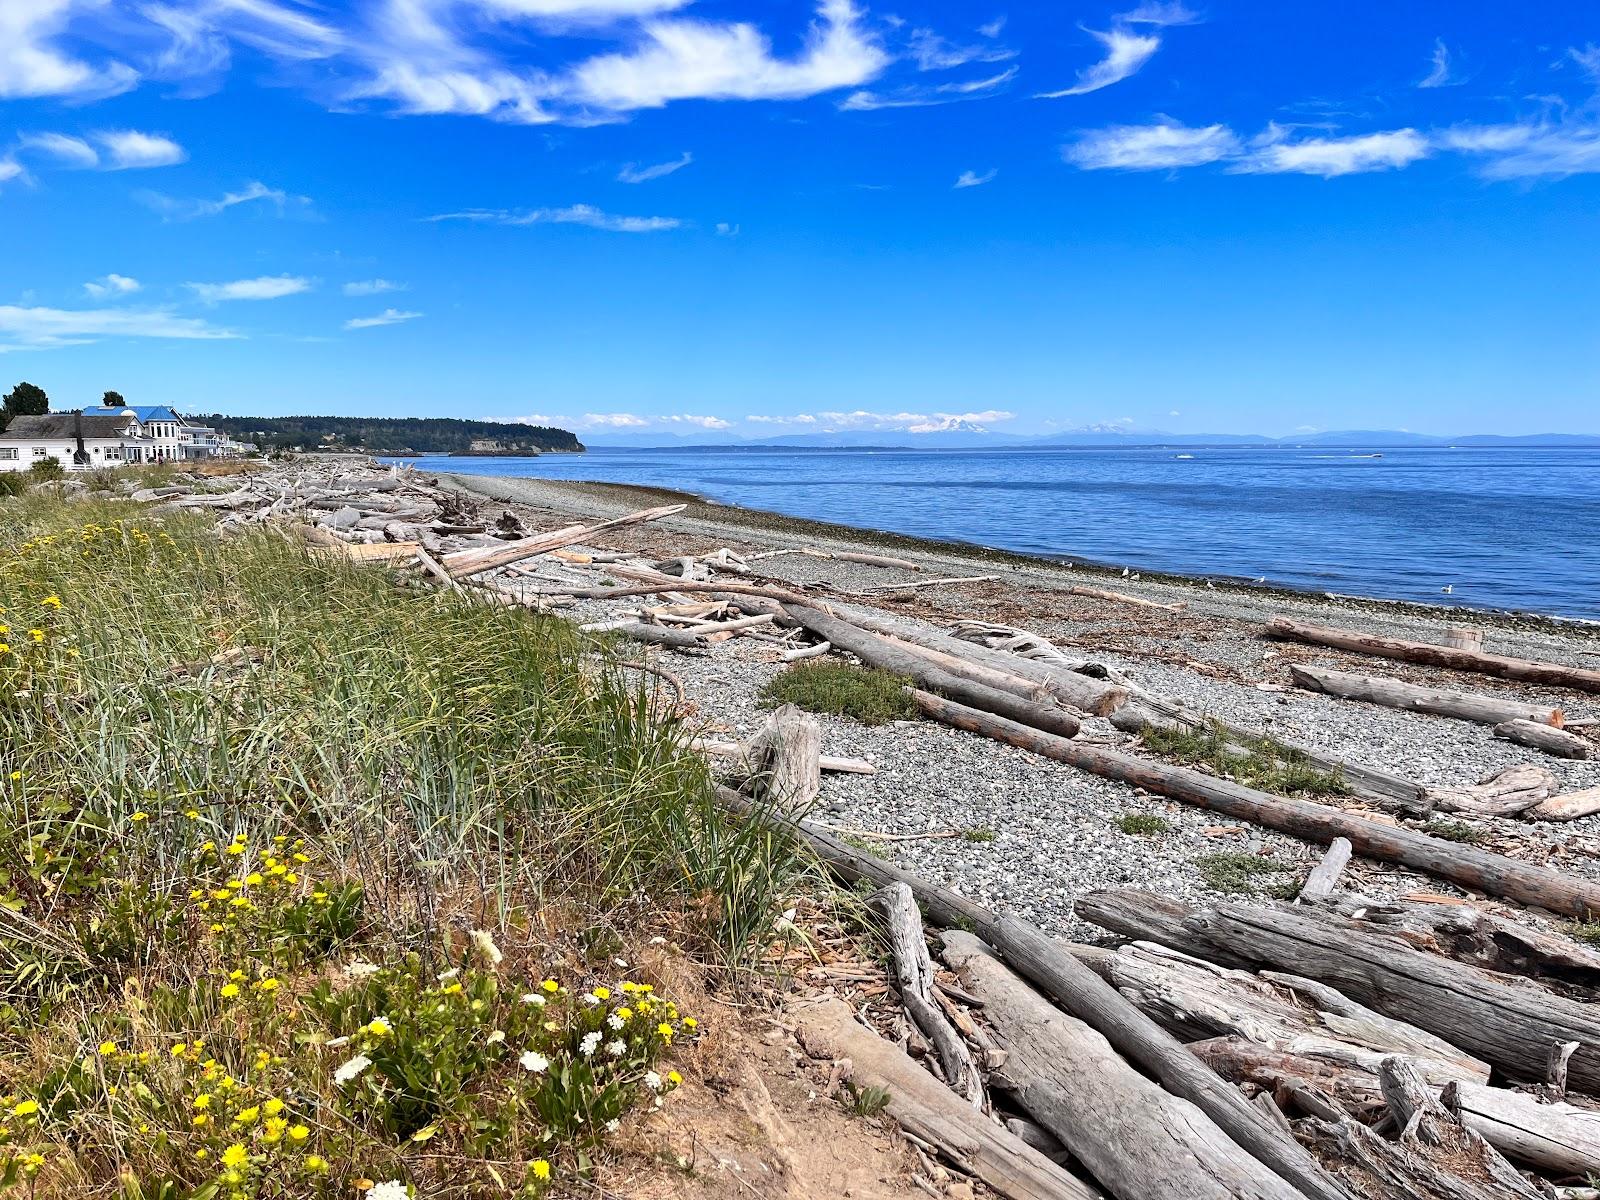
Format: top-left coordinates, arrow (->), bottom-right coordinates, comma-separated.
197,414 -> 583,454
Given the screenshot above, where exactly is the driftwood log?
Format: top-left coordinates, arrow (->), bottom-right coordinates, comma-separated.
1265,617 -> 1600,695
443,503 -> 686,579
941,932 -> 1305,1200
1424,764 -> 1559,817
915,689 -> 1600,918
1078,891 -> 1600,1095
1494,719 -> 1593,760
1529,786 -> 1600,823
1068,583 -> 1186,612
1288,664 -> 1564,728
742,705 -> 822,811
792,996 -> 1103,1200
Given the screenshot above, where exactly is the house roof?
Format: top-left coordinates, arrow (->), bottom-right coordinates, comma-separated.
101,404 -> 182,423
0,413 -> 138,441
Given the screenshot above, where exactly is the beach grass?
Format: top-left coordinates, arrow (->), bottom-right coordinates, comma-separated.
0,492 -> 809,1196
760,661 -> 915,725
1138,721 -> 1350,799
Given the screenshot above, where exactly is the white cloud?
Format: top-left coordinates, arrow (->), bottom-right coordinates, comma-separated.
188,275 -> 314,302
1037,27 -> 1160,99
907,28 -> 1014,71
211,0 -> 342,60
841,65 -> 1015,111
1239,126 -> 1429,177
1441,121 -> 1600,179
139,180 -> 311,220
741,409 -> 1015,433
1066,120 -> 1241,170
0,158 -> 25,188
96,129 -> 187,168
0,304 -> 236,352
1570,44 -> 1600,83
1419,38 -> 1458,88
977,18 -> 1005,38
1115,2 -> 1199,26
430,203 -> 682,232
617,151 -> 692,183
954,168 -> 997,188
0,0 -> 138,100
143,3 -> 232,79
344,307 -> 423,329
715,221 -> 739,236
83,274 -> 141,299
566,0 -> 887,110
343,279 -> 407,296
477,0 -> 693,17
20,132 -> 99,168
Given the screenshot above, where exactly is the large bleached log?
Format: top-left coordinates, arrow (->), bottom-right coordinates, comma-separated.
1288,664 -> 1565,728
1529,786 -> 1600,822
1095,897 -> 1600,1095
791,997 -> 1103,1200
1424,763 -> 1559,817
1445,1079 -> 1600,1179
876,883 -> 982,1106
712,788 -> 1347,1200
691,739 -> 875,775
443,503 -> 687,578
941,932 -> 1305,1200
785,607 -> 1082,739
1265,616 -> 1600,695
743,704 -> 821,811
1495,718 -> 1593,760
914,691 -> 1600,918
827,603 -> 1129,715
1068,584 -> 1186,612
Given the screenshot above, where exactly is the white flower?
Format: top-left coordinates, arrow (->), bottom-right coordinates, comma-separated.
519,1050 -> 548,1073
605,1119 -> 620,1134
334,1053 -> 373,1085
581,992 -> 600,1007
486,1030 -> 505,1045
613,958 -> 629,968
366,1182 -> 410,1200
471,929 -> 503,966
579,1031 -> 602,1057
606,1040 -> 627,1057
324,1035 -> 351,1048
521,993 -> 546,1006
344,961 -> 380,978
437,968 -> 459,981
644,1070 -> 662,1091
649,936 -> 666,945
606,1015 -> 624,1031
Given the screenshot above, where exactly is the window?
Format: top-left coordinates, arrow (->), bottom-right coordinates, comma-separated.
32,447 -> 49,458
0,448 -> 16,461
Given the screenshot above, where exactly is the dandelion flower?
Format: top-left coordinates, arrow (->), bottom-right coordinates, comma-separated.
130,811 -> 149,822
334,1054 -> 373,1085
540,978 -> 559,994
220,983 -> 240,999
519,1050 -> 548,1073
221,1143 -> 248,1168
366,1017 -> 392,1037
531,1160 -> 551,1181
12,1099 -> 39,1117
98,1040 -> 117,1056
592,985 -> 611,1001
668,1070 -> 683,1086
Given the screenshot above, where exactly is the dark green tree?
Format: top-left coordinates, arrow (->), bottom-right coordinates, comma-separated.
102,390 -> 126,407
0,381 -> 49,433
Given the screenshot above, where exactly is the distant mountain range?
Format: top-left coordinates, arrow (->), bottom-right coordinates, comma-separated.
580,425 -> 1600,450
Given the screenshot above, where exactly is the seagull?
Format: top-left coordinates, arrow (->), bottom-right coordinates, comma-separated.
1204,579 -> 1215,589
1252,576 -> 1267,585
1441,585 -> 1454,595
1120,567 -> 1130,578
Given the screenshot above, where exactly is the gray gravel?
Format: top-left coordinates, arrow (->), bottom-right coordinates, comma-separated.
449,470 -> 1600,941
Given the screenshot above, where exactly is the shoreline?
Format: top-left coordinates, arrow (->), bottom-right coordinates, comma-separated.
433,468 -> 1600,644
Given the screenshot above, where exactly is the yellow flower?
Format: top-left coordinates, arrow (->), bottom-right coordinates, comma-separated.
220,983 -> 240,999
28,629 -> 44,643
194,1094 -> 213,1109
683,1018 -> 698,1029
41,595 -> 62,609
263,1098 -> 285,1117
531,1160 -> 551,1181
366,1017 -> 391,1037
185,809 -> 201,820
171,1042 -> 188,1057
541,979 -> 559,993
593,986 -> 611,1001
245,872 -> 264,886
440,983 -> 463,996
12,1100 -> 39,1117
233,1105 -> 260,1125
98,1040 -> 118,1056
221,1143 -> 248,1168
667,1070 -> 683,1085
616,1007 -> 633,1021
130,811 -> 149,822
288,1124 -> 310,1143
304,1155 -> 328,1173
225,842 -> 245,856
657,1022 -> 674,1041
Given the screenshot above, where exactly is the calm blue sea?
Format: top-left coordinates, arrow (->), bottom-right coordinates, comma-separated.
389,447 -> 1600,621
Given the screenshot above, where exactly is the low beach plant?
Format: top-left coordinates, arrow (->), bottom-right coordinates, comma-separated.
1115,812 -> 1170,836
1195,852 -> 1295,895
760,662 -> 915,725
1138,721 -> 1349,798
0,493 -> 798,1195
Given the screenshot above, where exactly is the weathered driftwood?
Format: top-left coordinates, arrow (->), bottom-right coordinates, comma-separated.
915,690 -> 1600,918
444,503 -> 687,579
1529,786 -> 1600,823
856,573 -> 998,594
1495,718 -> 1593,760
691,739 -> 875,775
1299,838 -> 1352,900
876,883 -> 983,1106
949,620 -> 1079,664
1265,616 -> 1600,695
1441,625 -> 1486,652
791,997 -> 1103,1200
1445,1078 -> 1600,1179
743,705 -> 821,811
941,932 -> 1305,1200
780,639 -> 832,662
1084,895 -> 1600,1095
606,622 -> 702,651
784,607 -> 1082,739
827,603 -> 1128,715
712,788 -> 1347,1200
1424,764 -> 1559,817
1289,664 -> 1565,728
751,546 -> 923,571
1069,584 -> 1187,612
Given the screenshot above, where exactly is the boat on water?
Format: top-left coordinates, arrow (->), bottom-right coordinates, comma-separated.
1174,453 -> 1195,459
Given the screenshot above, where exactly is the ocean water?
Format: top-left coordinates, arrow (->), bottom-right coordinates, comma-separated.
391,447 -> 1600,621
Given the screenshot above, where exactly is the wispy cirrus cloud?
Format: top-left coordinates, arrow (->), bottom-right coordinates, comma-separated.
18,128 -> 186,171
906,27 -> 1014,72
617,151 -> 692,183
137,180 -> 312,220
1037,27 -> 1159,99
343,279 -> 407,296
83,273 -> 141,299
429,203 -> 682,232
743,409 -> 1015,432
0,303 -> 236,352
187,274 -> 314,302
1418,38 -> 1460,88
1067,120 -> 1429,176
515,412 -> 732,430
1066,120 -> 1241,170
0,0 -> 137,100
841,65 -> 1016,111
1441,120 -> 1600,179
344,308 -> 423,330
19,131 -> 99,167
1238,126 -> 1429,177
954,168 -> 997,188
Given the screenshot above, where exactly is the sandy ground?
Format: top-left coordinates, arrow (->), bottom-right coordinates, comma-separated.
435,469 -> 1600,939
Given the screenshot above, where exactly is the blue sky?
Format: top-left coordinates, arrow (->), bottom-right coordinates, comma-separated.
2,1 -> 1598,438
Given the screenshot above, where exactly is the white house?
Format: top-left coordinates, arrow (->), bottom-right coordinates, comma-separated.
0,411 -> 145,473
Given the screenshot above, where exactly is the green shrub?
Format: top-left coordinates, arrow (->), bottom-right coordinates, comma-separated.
1196,852 -> 1293,895
761,661 -> 915,725
1116,812 -> 1170,836
26,459 -> 64,481
1140,722 -> 1349,797
1420,819 -> 1485,845
0,475 -> 25,498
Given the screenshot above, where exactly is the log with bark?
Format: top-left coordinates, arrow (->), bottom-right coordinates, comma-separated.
941,932 -> 1307,1200
1529,786 -> 1600,823
1288,664 -> 1565,728
1264,616 -> 1600,695
1078,891 -> 1600,1095
915,690 -> 1600,918
791,997 -> 1104,1200
1495,719 -> 1593,760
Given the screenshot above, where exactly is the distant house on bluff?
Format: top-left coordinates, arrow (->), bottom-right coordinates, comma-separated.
0,406 -> 249,473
